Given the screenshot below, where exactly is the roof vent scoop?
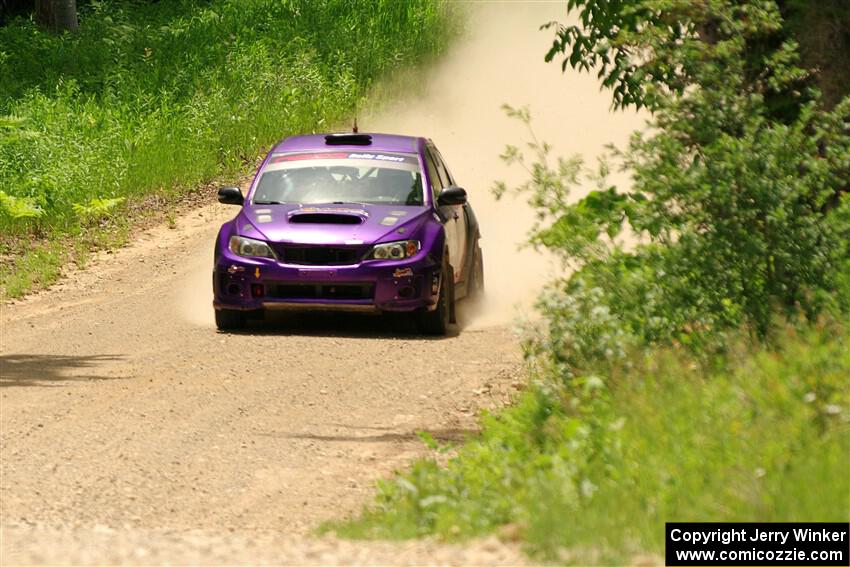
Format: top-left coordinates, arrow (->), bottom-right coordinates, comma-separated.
324,133 -> 372,146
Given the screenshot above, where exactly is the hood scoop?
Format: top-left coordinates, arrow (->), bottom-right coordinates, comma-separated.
288,213 -> 363,225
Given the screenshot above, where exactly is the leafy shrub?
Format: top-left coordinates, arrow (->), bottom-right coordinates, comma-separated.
495,93 -> 849,349
522,0 -> 850,343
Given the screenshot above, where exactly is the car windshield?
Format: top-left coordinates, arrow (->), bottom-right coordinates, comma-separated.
252,152 -> 424,206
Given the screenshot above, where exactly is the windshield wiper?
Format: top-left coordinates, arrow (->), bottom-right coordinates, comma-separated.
253,200 -> 285,205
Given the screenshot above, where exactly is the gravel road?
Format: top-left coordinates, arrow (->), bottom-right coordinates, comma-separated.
1,3 -> 643,564
0,201 -> 527,564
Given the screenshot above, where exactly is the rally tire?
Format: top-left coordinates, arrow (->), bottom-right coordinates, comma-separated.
215,309 -> 246,331
418,265 -> 453,335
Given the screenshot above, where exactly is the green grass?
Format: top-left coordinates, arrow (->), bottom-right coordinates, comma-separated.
0,0 -> 459,297
329,322 -> 850,564
0,240 -> 65,297
0,213 -> 130,298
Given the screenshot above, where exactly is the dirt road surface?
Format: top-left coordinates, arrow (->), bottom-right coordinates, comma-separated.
1,3 -> 642,564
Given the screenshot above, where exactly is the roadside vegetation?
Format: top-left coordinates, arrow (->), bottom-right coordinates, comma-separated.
331,1 -> 850,563
335,323 -> 849,563
0,0 -> 458,297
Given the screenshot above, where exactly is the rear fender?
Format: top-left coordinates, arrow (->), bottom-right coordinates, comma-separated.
456,204 -> 481,299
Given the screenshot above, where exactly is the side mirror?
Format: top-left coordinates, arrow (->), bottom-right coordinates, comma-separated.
437,186 -> 467,206
218,186 -> 244,206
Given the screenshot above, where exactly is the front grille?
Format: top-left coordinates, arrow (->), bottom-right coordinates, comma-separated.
272,244 -> 365,266
268,283 -> 374,300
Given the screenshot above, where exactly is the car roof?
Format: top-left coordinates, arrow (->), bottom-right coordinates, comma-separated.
272,133 -> 426,155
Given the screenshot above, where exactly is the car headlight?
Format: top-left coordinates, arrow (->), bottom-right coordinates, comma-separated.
228,235 -> 276,259
367,240 -> 420,261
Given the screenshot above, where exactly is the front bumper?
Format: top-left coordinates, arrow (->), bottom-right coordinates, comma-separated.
213,250 -> 440,314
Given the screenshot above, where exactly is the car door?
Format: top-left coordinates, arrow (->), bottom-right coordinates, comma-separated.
433,147 -> 467,282
424,147 -> 460,279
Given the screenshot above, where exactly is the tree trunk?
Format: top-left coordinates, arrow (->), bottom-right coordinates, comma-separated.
35,0 -> 78,33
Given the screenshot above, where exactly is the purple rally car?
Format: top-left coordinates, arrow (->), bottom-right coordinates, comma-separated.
212,132 -> 484,334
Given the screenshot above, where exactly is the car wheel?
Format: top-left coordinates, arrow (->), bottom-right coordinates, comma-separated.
215,309 -> 246,331
418,264 -> 453,335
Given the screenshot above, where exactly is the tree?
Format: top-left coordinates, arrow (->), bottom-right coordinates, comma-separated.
496,0 -> 850,350
35,0 -> 78,33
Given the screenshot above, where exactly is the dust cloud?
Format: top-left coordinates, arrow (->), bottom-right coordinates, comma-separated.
365,2 -> 645,327
178,224 -> 222,328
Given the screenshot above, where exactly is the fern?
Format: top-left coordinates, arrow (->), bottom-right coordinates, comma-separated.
72,197 -> 125,219
0,191 -> 44,219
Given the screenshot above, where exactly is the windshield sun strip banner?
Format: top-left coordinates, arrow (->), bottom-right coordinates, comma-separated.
269,152 -> 420,165
261,158 -> 422,174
